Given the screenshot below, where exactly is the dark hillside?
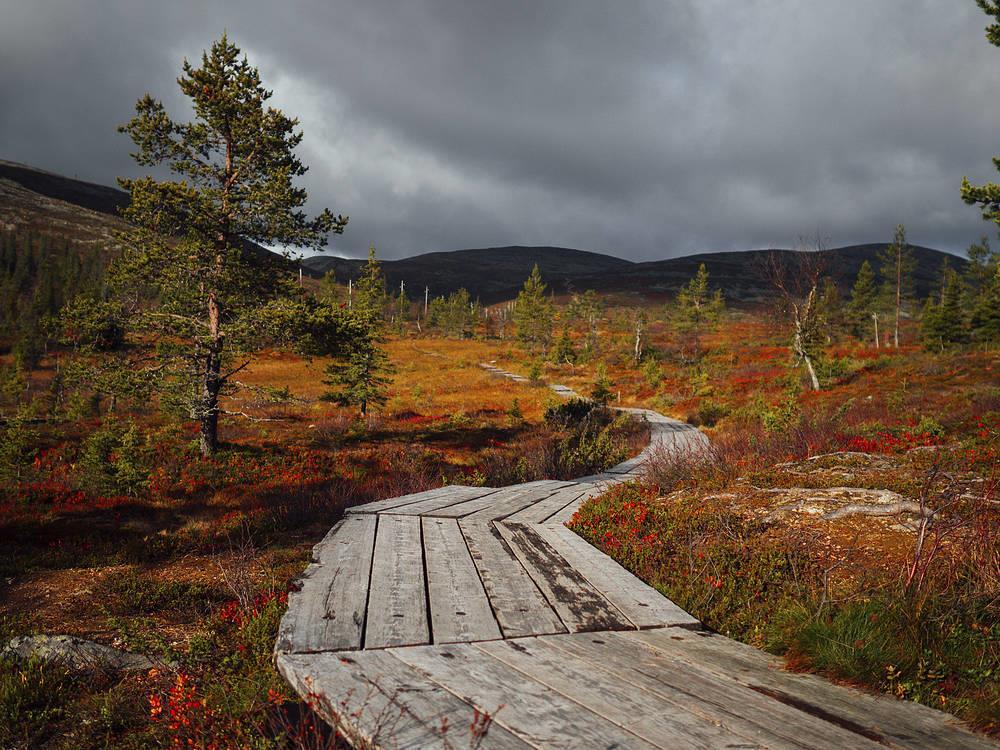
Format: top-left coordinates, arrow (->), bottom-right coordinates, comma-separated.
0,160 -> 128,217
1,160 -> 967,304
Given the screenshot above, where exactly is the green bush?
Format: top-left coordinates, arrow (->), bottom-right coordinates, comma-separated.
688,399 -> 729,427
78,419 -> 149,496
544,398 -> 595,427
0,655 -> 79,749
915,415 -> 945,438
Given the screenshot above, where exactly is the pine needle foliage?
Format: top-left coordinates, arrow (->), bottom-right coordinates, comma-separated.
104,34 -> 347,454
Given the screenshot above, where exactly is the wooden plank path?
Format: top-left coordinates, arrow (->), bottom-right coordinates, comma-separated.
275,365 -> 995,749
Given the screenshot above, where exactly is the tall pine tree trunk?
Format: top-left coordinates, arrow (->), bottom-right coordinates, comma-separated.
894,252 -> 901,347
199,289 -> 223,456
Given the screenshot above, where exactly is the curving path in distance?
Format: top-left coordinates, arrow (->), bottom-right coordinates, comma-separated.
275,364 -> 994,749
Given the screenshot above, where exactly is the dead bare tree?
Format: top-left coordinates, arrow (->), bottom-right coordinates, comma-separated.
757,243 -> 827,391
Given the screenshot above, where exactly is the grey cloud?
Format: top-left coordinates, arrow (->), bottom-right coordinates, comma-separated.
1,0 -> 997,260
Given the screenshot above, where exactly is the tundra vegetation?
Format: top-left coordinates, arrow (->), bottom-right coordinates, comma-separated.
2,16 -> 1000,750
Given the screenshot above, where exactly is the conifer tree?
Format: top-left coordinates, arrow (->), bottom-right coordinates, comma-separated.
322,326 -> 394,416
963,3 -> 1000,222
322,246 -> 393,415
354,245 -> 387,318
921,264 -> 969,349
971,265 -> 1000,347
877,224 -> 916,347
590,365 -> 614,405
567,289 -> 603,354
318,270 -> 341,304
550,327 -> 576,365
108,34 -> 347,454
847,260 -> 878,342
513,264 -> 554,352
964,236 -> 998,291
672,263 -> 724,329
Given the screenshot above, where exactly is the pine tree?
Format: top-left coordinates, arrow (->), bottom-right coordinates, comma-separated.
590,365 -> 614,405
971,264 -> 1000,346
847,260 -> 878,342
318,270 -> 341,304
567,289 -> 603,354
877,224 -> 916,347
322,323 -> 395,416
673,263 -> 724,330
108,34 -> 347,454
354,245 -> 387,318
921,263 -> 969,349
513,264 -> 554,352
964,236 -> 998,291
550,327 -> 576,364
322,246 -> 393,415
962,3 -> 1000,223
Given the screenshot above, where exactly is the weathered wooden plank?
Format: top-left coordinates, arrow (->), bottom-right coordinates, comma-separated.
364,515 -> 430,649
545,631 -> 885,750
477,636 -> 755,749
277,651 -> 531,749
391,486 -> 502,516
457,481 -> 576,521
630,628 -> 996,750
422,517 -> 502,644
347,485 -> 457,515
276,515 -> 376,654
459,520 -> 565,638
501,484 -> 589,524
534,524 -> 700,629
390,642 -> 661,749
496,522 -> 632,633
429,480 -> 570,519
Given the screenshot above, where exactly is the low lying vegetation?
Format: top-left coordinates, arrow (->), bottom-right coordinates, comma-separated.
0,338 -> 646,748
570,355 -> 999,734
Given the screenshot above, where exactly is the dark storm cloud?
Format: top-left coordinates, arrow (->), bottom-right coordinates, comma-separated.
1,1 -> 998,259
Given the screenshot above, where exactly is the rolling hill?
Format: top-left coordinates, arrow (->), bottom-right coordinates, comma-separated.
2,159 -> 966,304
305,243 -> 962,305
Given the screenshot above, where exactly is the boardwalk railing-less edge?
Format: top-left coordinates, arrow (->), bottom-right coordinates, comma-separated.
275,365 -> 995,749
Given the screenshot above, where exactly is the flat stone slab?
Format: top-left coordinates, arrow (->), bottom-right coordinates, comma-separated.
5,635 -> 158,672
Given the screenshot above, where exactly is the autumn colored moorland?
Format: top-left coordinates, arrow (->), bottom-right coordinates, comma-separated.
0,330 -> 648,749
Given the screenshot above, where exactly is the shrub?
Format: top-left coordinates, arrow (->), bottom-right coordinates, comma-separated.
0,405 -> 37,481
591,365 -> 614,405
642,358 -> 663,387
687,399 -> 729,428
544,398 -> 595,428
0,655 -> 81,748
78,419 -> 149,496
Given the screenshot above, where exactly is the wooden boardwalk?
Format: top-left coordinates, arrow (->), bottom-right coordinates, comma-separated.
275,367 -> 994,749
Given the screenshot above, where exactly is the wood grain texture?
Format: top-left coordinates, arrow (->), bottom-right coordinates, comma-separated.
390,642 -> 661,749
276,515 -> 376,654
459,520 -> 566,638
364,515 -> 430,649
502,484 -> 590,524
348,486 -> 463,515
545,631 -> 884,750
421,517 -> 502,644
389,486 -> 502,516
534,523 -> 700,629
477,636 -> 760,749
277,651 -> 530,749
428,480 -> 571,519
496,522 -> 632,633
629,628 -> 998,750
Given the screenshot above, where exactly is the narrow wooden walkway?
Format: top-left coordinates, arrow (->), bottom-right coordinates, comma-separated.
275,366 -> 994,749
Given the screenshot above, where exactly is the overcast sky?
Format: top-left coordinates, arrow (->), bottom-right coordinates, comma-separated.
1,1 -> 998,260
